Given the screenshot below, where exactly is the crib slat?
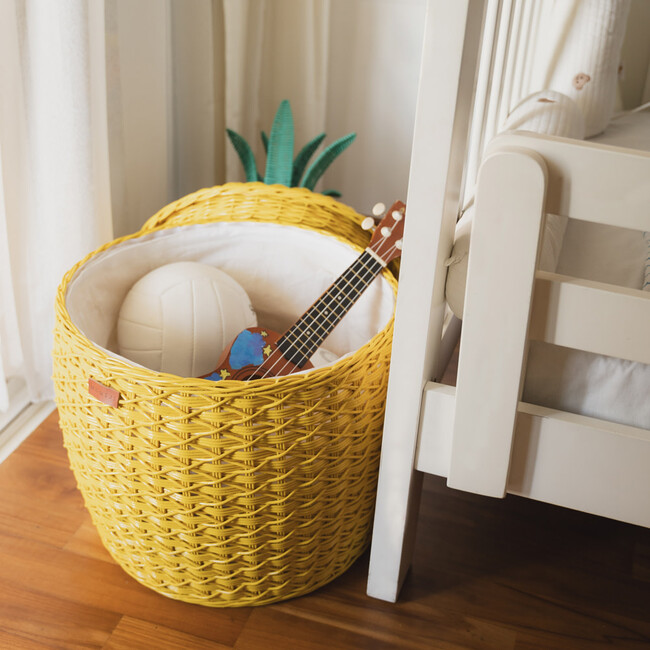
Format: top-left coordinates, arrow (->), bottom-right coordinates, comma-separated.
415,382 -> 455,477
530,271 -> 650,365
448,148 -> 547,498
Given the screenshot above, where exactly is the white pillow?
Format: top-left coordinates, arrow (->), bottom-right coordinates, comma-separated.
501,90 -> 586,139
530,0 -> 631,137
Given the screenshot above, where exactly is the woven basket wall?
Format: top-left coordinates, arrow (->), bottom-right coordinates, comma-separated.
52,183 -> 398,607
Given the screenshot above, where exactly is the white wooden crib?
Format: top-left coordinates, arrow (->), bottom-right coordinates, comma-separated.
367,0 -> 650,602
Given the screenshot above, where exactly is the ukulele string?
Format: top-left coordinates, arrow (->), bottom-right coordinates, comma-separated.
257,263 -> 379,379
262,235 -> 401,379
258,255 -> 381,379
282,256 -> 379,352
257,236 -> 401,379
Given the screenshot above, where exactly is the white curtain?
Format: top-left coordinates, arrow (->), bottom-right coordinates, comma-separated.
107,0 -> 425,237
0,0 -> 113,408
0,0 -> 426,409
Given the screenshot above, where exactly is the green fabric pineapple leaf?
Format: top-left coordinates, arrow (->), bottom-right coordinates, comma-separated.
258,132 -> 268,181
226,100 -> 355,196
226,128 -> 259,182
321,189 -> 342,198
291,133 -> 326,187
300,133 -> 356,191
264,100 -> 294,186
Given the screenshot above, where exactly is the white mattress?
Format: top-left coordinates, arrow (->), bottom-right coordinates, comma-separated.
587,108 -> 650,151
448,110 -> 650,429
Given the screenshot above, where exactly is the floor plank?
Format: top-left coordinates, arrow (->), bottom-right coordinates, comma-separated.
63,516 -> 116,563
0,629 -> 57,650
104,617 -> 232,650
0,410 -> 649,649
235,608 -> 398,650
0,579 -> 119,649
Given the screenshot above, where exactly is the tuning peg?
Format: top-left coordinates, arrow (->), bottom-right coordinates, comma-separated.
361,217 -> 375,231
380,226 -> 391,237
372,202 -> 386,217
391,209 -> 403,221
395,239 -> 403,250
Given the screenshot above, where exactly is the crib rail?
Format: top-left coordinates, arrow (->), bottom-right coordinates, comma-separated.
367,0 -> 488,603
368,2 -> 650,605
530,271 -> 650,365
417,383 -> 650,527
489,131 -> 650,232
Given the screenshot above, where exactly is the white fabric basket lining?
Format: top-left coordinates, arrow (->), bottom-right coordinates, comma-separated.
65,221 -> 396,375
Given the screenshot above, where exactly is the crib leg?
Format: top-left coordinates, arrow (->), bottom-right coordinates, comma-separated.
367,0 -> 487,602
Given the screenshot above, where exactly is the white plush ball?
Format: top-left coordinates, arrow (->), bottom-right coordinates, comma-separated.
117,261 -> 257,377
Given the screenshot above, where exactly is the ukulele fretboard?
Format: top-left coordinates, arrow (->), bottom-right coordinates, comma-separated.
276,250 -> 385,367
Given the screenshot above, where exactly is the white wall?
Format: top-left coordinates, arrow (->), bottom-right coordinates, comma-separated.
323,0 -> 426,213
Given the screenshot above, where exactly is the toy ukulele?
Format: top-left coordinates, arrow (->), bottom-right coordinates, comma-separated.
204,200 -> 405,381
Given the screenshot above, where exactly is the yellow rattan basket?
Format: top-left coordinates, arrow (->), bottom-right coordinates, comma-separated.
52,183 -> 398,607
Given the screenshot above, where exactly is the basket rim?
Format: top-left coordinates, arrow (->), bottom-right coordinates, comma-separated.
141,181 -> 352,233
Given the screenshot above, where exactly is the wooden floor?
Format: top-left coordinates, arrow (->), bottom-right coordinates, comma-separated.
1,410 -> 650,649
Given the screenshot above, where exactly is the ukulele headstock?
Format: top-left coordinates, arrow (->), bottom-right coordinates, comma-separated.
363,200 -> 405,265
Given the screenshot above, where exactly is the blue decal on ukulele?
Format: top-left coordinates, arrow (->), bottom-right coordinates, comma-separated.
230,330 -> 266,369
204,330 -> 266,382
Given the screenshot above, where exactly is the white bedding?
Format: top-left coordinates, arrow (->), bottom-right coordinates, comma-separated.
446,109 -> 650,429
523,214 -> 650,429
589,108 -> 650,151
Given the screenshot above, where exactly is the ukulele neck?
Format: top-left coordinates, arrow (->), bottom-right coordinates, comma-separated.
276,249 -> 386,368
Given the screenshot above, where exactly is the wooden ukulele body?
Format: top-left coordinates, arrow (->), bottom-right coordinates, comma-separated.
203,327 -> 313,381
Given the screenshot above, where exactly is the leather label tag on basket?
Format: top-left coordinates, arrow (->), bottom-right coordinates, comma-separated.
88,378 -> 120,407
